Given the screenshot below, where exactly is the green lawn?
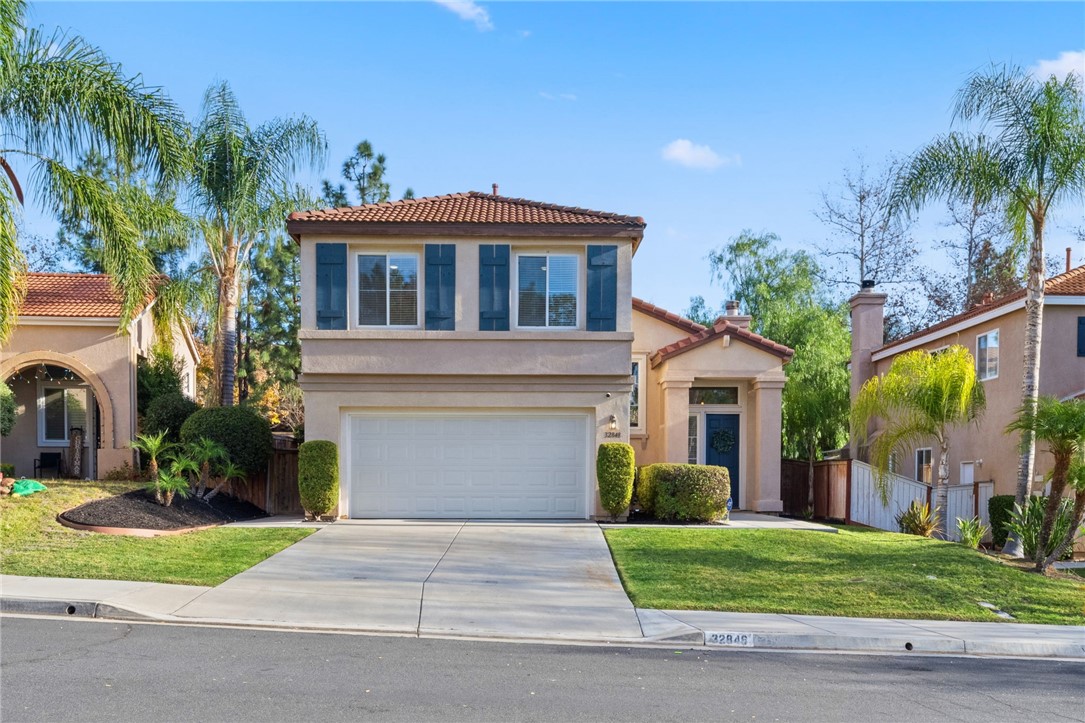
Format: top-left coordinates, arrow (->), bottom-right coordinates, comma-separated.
604,526 -> 1085,626
1,479 -> 313,586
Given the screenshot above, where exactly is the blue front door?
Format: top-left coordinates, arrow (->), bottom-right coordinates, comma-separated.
705,414 -> 740,508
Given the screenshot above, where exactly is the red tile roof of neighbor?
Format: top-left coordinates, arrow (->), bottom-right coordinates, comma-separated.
633,298 -> 793,365
287,191 -> 646,229
877,264 -> 1085,353
18,273 -> 126,317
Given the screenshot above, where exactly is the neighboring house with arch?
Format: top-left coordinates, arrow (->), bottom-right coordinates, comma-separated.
1,273 -> 199,479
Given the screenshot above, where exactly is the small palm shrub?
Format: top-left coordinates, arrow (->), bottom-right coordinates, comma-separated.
130,431 -> 174,503
956,516 -> 989,549
186,437 -> 229,499
597,443 -> 635,519
1006,496 -> 1076,561
298,440 -> 339,519
896,500 -> 939,537
147,463 -> 192,508
644,463 -> 730,522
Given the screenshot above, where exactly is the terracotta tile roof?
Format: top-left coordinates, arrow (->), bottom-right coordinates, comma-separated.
18,273 -> 125,317
877,264 -> 1085,353
287,191 -> 645,229
645,312 -> 794,367
632,297 -> 706,335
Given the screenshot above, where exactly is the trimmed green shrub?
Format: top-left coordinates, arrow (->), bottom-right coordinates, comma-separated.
136,349 -> 184,416
597,443 -> 635,518
988,495 -> 1015,547
644,463 -> 731,522
179,406 -> 272,475
298,440 -> 339,517
144,392 -> 199,443
0,383 -> 15,437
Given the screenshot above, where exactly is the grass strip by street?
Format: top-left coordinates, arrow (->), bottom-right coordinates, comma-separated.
1,479 -> 312,586
604,526 -> 1085,626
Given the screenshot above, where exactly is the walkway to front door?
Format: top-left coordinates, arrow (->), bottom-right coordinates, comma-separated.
171,521 -> 643,641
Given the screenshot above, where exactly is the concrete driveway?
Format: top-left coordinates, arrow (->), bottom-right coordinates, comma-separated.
172,521 -> 643,641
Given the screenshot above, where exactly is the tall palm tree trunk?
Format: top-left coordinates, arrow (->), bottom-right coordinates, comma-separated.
1007,217 -> 1046,557
934,438 -> 950,539
218,259 -> 240,407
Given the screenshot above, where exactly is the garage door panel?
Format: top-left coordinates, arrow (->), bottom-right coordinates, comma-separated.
348,413 -> 588,519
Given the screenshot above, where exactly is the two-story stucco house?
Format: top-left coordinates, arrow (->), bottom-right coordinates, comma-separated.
288,191 -> 792,520
1,273 -> 199,479
850,262 -> 1085,496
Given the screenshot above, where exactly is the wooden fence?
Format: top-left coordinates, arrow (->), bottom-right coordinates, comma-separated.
780,459 -> 850,521
229,447 -> 302,516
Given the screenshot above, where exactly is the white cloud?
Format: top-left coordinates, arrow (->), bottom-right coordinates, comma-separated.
1030,50 -> 1085,81
434,0 -> 493,32
661,139 -> 739,170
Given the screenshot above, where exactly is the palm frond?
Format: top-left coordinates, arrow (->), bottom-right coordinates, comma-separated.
0,179 -> 26,343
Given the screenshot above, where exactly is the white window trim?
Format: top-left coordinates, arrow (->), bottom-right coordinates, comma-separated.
512,252 -> 583,330
36,383 -> 90,448
915,447 -> 932,484
976,328 -> 999,381
630,354 -> 647,434
352,250 -> 422,329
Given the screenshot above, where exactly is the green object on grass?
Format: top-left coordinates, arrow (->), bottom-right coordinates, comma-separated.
11,480 -> 47,497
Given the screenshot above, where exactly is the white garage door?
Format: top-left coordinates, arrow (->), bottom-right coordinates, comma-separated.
347,413 -> 589,519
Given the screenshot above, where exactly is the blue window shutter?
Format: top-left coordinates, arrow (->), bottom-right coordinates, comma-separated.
479,244 -> 510,331
586,245 -> 618,331
425,244 -> 456,330
315,243 -> 347,330
1078,317 -> 1085,357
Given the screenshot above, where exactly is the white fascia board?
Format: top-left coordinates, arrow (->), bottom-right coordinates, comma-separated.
1044,295 -> 1085,306
871,299 -> 1023,362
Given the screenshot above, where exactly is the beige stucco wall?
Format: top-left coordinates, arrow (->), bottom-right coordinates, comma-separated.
630,310 -> 788,511
870,301 -> 1085,498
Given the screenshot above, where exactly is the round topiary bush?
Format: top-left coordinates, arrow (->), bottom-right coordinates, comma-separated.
597,443 -> 635,519
651,463 -> 731,522
144,392 -> 199,443
179,405 -> 273,475
298,440 -> 339,518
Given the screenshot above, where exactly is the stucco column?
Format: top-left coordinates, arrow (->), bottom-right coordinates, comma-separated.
849,285 -> 887,460
659,378 -> 693,463
749,377 -> 785,513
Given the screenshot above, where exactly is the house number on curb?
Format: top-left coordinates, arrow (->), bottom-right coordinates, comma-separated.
706,632 -> 755,647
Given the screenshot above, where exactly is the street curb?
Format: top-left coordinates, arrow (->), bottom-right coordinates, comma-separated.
3,597 -> 1082,659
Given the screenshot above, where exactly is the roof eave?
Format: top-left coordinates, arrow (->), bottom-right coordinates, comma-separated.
288,220 -> 645,244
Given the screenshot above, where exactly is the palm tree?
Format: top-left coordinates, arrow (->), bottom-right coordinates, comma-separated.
204,461 -> 246,503
1006,397 -> 1085,570
186,437 -> 228,499
1045,456 -> 1085,568
852,345 -> 986,537
161,457 -> 197,507
130,431 -> 174,503
892,66 -> 1085,554
190,81 -> 325,405
0,0 -> 187,343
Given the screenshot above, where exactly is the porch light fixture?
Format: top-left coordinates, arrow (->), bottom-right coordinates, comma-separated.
608,414 -> 618,431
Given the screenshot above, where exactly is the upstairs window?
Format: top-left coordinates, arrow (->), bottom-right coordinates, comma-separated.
357,253 -> 419,327
517,254 -> 578,328
915,448 -> 932,484
977,329 -> 999,381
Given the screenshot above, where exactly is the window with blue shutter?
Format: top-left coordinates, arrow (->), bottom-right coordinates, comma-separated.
315,243 -> 347,330
425,244 -> 456,330
586,245 -> 618,331
479,244 -> 510,331
1078,316 -> 1084,357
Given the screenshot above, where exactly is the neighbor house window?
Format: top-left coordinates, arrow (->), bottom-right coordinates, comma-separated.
37,386 -> 88,447
689,387 -> 739,405
888,451 -> 900,475
517,254 -> 578,328
687,415 -> 699,464
977,329 -> 999,380
357,253 -> 419,327
915,448 -> 932,484
630,356 -> 646,431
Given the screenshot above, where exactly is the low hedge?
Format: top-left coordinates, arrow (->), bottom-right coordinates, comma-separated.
597,443 -> 635,518
639,463 -> 731,523
179,405 -> 273,475
988,495 -> 1015,547
144,392 -> 199,443
298,440 -> 339,517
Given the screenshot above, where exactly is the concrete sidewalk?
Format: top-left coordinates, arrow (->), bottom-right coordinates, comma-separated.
3,573 -> 1082,658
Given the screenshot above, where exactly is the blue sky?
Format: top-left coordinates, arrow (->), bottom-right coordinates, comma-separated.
20,1 -> 1085,313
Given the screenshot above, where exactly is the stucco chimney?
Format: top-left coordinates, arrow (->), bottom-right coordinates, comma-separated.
849,280 -> 887,460
722,300 -> 752,329
1068,247 -> 1072,274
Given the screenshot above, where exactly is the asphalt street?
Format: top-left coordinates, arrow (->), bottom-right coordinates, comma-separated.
1,616 -> 1082,722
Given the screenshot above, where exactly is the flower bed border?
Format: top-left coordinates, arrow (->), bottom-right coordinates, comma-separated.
56,513 -> 220,538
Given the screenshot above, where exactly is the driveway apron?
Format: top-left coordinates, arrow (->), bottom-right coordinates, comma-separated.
171,521 -> 643,641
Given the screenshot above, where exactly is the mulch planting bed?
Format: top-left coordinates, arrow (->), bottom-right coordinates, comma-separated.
61,490 -> 268,531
